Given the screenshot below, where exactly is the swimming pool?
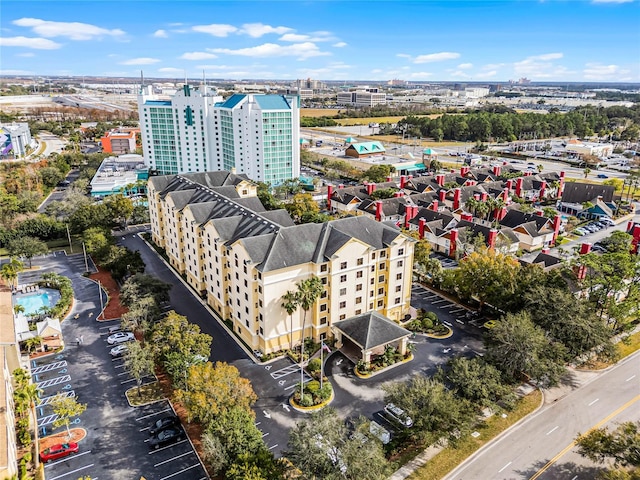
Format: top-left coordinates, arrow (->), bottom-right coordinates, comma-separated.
14,288 -> 61,316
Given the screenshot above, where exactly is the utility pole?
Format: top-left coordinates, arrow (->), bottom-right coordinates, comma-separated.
66,225 -> 73,253
82,242 -> 89,273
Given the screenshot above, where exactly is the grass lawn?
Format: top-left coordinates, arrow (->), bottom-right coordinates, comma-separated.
301,108 -> 341,117
125,382 -> 165,406
407,390 -> 542,480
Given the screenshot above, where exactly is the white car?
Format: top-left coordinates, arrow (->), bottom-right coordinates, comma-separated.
107,332 -> 135,345
600,218 -> 615,226
384,403 -> 414,428
109,344 -> 129,357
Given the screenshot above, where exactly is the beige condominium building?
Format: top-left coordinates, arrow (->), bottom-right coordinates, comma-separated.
148,171 -> 414,354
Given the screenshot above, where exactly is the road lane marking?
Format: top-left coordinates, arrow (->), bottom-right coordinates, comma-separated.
158,464 -> 200,480
48,464 -> 94,480
626,375 -> 636,382
269,444 -> 278,450
44,450 -> 91,468
546,426 -> 559,435
530,394 -> 640,480
136,407 -> 170,421
498,461 -> 512,473
154,451 -> 193,467
588,398 -> 599,406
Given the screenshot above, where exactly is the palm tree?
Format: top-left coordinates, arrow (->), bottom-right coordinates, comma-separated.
0,257 -> 24,290
14,304 -> 25,315
295,276 -> 324,400
583,167 -> 591,179
281,290 -> 300,351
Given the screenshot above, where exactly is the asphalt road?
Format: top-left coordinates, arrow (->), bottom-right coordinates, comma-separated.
117,232 -> 486,456
444,352 -> 640,480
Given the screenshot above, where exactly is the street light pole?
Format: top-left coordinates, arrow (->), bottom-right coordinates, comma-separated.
66,225 -> 73,254
98,280 -> 104,316
82,242 -> 89,273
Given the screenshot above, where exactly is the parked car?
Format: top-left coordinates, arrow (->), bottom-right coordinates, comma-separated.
149,427 -> 184,449
40,443 -> 78,463
592,222 -> 606,229
597,174 -> 609,178
600,218 -> 615,226
109,344 -> 129,357
384,403 -> 413,428
574,228 -> 588,236
106,332 -> 135,345
107,325 -> 124,335
149,415 -> 180,436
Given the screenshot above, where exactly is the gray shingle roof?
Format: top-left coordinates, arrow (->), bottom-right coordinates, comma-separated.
560,182 -> 615,204
334,311 -> 411,350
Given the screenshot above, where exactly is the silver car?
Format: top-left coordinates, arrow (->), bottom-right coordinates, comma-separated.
107,332 -> 135,345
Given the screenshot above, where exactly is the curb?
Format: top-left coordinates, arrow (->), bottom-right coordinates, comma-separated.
136,233 -> 258,363
289,383 -> 335,413
354,353 -> 414,379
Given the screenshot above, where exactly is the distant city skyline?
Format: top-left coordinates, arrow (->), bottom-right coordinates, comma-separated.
1,0 -> 639,83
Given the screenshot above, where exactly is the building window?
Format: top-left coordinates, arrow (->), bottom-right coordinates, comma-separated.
321,264 -> 328,272
377,300 -> 384,307
378,287 -> 385,295
340,275 -> 347,282
356,271 -> 363,278
378,275 -> 384,282
357,258 -> 364,266
396,273 -> 402,280
379,262 -> 385,270
398,248 -> 404,255
356,284 -> 363,291
320,317 -> 327,325
380,251 -> 386,258
395,285 -> 402,292
320,304 -> 327,311
395,297 -> 401,304
339,314 -> 346,321
321,277 -> 328,285
355,309 -> 362,315
340,261 -> 347,269
397,260 -> 403,267
321,291 -> 327,299
371,265 -> 375,272
356,297 -> 362,304
339,301 -> 346,309
339,288 -> 346,296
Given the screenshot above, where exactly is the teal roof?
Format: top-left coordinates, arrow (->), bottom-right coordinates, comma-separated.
255,95 -> 291,110
220,94 -> 247,109
403,163 -> 426,171
300,138 -> 310,144
423,148 -> 437,155
144,100 -> 172,106
347,141 -> 386,154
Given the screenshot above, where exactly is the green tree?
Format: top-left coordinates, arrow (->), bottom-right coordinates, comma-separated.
436,357 -> 516,411
281,290 -> 300,351
123,341 -> 155,396
121,296 -> 158,341
362,164 -> 393,183
120,273 -> 171,307
176,361 -> 257,427
284,193 -> 320,223
104,194 -> 134,226
82,227 -> 112,261
0,257 -> 24,290
486,311 -> 566,386
295,276 -> 324,399
383,376 -> 474,445
51,396 -> 87,440
256,182 -> 281,211
39,166 -> 65,188
7,236 -> 48,268
150,311 -> 212,363
453,247 -> 521,310
576,421 -> 640,469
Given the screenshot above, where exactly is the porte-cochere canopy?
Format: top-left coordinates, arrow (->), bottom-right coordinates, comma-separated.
332,311 -> 411,365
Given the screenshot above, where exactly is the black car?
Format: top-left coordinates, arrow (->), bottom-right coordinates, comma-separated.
149,427 -> 184,449
149,415 -> 180,436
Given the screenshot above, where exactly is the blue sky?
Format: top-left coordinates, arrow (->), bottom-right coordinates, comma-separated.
1,0 -> 639,82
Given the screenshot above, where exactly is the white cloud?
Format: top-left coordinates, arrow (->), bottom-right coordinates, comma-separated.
583,63 -> 632,80
396,53 -> 411,59
153,29 -> 168,38
1,69 -> 34,75
240,23 -> 292,37
211,42 -> 330,60
180,51 -> 217,60
157,67 -> 184,74
457,63 -> 473,70
407,72 -> 434,79
414,52 -> 460,64
482,63 -> 506,70
0,36 -> 61,49
333,42 -> 347,48
450,70 -> 471,78
120,57 -> 161,65
476,70 -> 498,79
17,52 -> 35,57
192,24 -> 237,37
13,18 -> 125,40
513,53 -> 570,78
279,32 -> 334,42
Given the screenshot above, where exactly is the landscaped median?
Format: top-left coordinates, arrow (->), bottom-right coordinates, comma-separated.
405,390 -> 543,480
355,352 -> 414,379
289,380 -> 335,412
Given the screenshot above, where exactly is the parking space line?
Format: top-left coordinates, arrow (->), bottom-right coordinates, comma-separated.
37,375 -> 71,389
32,361 -> 67,375
136,407 -> 171,421
431,299 -> 447,304
154,451 -> 193,467
269,444 -> 278,450
270,364 -> 299,379
37,414 -> 59,427
148,439 -> 188,454
44,451 -> 92,468
48,464 -> 94,480
158,464 -> 200,480
37,391 -> 75,407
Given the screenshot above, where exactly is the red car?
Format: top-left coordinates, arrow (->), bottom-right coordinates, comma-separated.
39,442 -> 79,463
